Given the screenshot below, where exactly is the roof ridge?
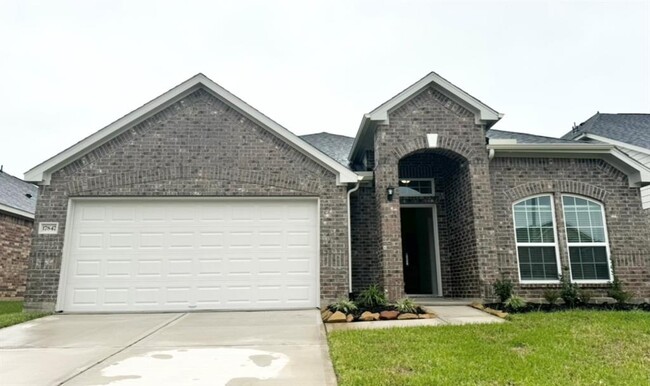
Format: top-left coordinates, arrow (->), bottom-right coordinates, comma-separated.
488,128 -> 569,141
0,170 -> 37,188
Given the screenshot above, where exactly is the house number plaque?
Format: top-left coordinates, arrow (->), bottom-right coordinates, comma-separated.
38,222 -> 59,235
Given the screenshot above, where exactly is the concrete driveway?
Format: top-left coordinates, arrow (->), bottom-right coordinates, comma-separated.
0,310 -> 336,386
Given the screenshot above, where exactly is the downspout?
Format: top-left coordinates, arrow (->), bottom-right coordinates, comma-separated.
347,181 -> 361,298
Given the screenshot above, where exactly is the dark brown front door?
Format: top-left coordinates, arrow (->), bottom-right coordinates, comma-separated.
400,207 -> 437,295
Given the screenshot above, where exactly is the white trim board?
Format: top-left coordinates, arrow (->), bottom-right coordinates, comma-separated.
574,133 -> 650,156
488,143 -> 650,188
25,74 -> 359,186
0,203 -> 35,220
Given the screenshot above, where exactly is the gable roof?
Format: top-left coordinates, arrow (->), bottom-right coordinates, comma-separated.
349,71 -> 502,163
300,133 -> 354,167
562,113 -> 650,150
487,129 -> 575,144
25,74 -> 359,185
0,170 -> 38,219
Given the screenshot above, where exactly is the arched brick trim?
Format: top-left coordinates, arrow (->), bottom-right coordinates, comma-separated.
66,165 -> 324,195
391,135 -> 475,162
503,180 -> 609,203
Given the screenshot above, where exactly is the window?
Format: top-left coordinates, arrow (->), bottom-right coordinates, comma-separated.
398,179 -> 434,197
513,195 -> 560,282
562,196 -> 611,282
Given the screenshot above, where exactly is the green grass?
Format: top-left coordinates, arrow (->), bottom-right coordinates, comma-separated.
328,311 -> 650,385
0,301 -> 49,329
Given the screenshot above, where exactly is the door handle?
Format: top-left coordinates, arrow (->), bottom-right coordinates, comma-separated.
405,252 -> 409,267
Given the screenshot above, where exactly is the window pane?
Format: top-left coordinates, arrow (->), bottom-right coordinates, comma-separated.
514,196 -> 555,243
562,196 -> 607,245
569,246 -> 610,280
518,246 -> 558,281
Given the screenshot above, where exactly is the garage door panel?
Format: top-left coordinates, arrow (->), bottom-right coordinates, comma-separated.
61,199 -> 318,312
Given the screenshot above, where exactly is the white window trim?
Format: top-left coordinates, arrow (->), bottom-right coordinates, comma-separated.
512,194 -> 562,284
398,178 -> 436,197
561,194 -> 613,284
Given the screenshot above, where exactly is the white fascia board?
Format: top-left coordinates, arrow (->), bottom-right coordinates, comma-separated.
0,203 -> 35,220
581,133 -> 650,155
367,72 -> 501,124
488,143 -> 650,187
25,74 -> 358,185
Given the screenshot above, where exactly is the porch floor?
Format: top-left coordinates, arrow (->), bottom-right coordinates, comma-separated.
407,296 -> 485,306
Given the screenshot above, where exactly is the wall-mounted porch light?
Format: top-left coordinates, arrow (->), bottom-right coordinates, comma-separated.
387,186 -> 395,201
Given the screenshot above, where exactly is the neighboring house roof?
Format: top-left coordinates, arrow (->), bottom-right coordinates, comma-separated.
562,113 -> 650,150
0,170 -> 38,219
349,71 -> 503,163
300,133 -> 354,167
487,129 -> 575,144
24,74 -> 359,185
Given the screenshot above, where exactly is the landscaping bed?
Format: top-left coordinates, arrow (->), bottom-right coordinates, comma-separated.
484,301 -> 650,314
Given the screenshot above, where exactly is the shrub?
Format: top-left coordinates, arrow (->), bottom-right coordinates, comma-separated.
579,289 -> 593,305
329,298 -> 358,314
356,284 -> 387,309
608,275 -> 633,304
395,298 -> 419,314
504,295 -> 527,310
493,277 -> 514,303
560,273 -> 580,307
543,289 -> 560,305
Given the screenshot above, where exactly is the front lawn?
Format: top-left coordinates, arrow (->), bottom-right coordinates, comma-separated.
0,301 -> 49,329
328,311 -> 650,385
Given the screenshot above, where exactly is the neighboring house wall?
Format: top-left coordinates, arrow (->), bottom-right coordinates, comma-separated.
490,157 -> 650,299
0,212 -> 32,299
26,89 -> 350,311
370,85 -> 498,299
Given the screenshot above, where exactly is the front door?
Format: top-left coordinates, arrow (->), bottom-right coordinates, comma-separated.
400,207 -> 439,295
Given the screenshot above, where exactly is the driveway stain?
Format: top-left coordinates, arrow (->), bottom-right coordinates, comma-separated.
249,354 -> 275,367
152,354 -> 173,359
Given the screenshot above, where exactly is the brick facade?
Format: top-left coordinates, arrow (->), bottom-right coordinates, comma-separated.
25,89 -> 350,311
350,84 -> 649,301
0,212 -> 32,299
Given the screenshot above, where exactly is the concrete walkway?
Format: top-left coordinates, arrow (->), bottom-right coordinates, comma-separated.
325,305 -> 503,332
0,310 -> 336,386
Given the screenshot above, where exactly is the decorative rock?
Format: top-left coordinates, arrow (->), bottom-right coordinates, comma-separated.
326,311 -> 348,323
379,310 -> 399,320
397,313 -> 418,320
471,302 -> 485,310
484,307 -> 508,319
346,314 -> 354,322
359,311 -> 380,321
321,309 -> 333,322
418,313 -> 434,319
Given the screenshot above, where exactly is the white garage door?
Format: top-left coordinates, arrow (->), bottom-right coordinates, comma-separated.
58,199 -> 319,312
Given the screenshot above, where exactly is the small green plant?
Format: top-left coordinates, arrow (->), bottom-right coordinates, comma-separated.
356,284 -> 387,309
504,295 -> 527,310
493,277 -> 514,303
543,289 -> 560,305
395,298 -> 419,314
579,289 -> 593,305
560,272 -> 580,307
608,274 -> 633,304
329,298 -> 358,314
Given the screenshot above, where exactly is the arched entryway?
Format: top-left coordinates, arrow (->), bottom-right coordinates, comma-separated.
398,149 -> 479,297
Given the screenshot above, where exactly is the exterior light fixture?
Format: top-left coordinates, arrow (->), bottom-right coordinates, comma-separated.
400,179 -> 410,184
387,186 -> 395,201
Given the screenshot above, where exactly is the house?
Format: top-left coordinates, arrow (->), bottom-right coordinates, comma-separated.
23,72 -> 650,312
561,113 -> 650,216
0,169 -> 38,299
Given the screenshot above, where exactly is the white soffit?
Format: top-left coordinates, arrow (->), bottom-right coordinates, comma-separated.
25,74 -> 359,185
488,143 -> 650,187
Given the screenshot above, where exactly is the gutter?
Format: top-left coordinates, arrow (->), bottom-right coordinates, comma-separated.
0,203 -> 35,220
346,181 -> 361,297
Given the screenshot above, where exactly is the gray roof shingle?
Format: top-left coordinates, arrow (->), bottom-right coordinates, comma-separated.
300,132 -> 354,167
0,170 -> 38,215
487,129 -> 574,144
561,113 -> 650,149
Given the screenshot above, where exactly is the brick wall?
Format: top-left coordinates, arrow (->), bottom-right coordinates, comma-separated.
369,85 -> 498,299
490,157 -> 650,300
26,88 -> 350,311
0,212 -> 32,299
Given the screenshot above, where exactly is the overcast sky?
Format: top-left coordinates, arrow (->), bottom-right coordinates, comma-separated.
1,0 -> 648,177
